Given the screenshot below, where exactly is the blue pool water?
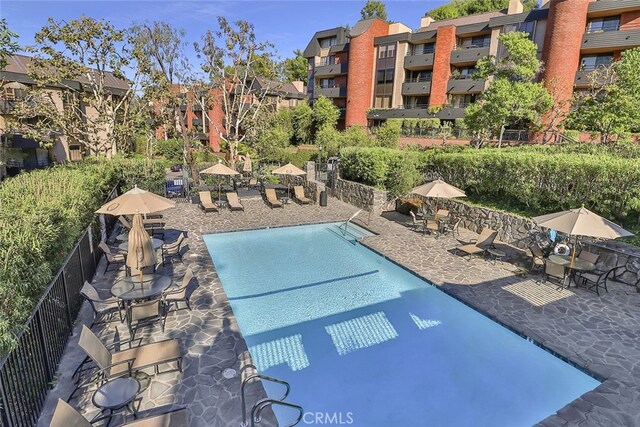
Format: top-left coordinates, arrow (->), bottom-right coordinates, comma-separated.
203,223 -> 600,427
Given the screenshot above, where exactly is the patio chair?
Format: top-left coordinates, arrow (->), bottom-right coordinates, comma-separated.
248,177 -> 259,190
455,228 -> 498,259
574,250 -> 601,283
529,243 -> 545,270
409,211 -> 425,234
293,186 -> 312,204
199,191 -> 219,213
226,192 -> 245,211
579,268 -> 611,295
162,232 -> 186,266
51,399 -> 188,427
98,241 -> 125,273
127,298 -> 168,339
118,216 -> 132,230
164,267 -> 194,312
80,281 -> 123,327
265,188 -> 283,208
543,260 -> 568,290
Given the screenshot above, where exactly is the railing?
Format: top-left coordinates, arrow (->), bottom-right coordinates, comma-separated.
407,49 -> 435,56
586,23 -> 620,34
450,73 -> 477,80
405,76 -> 432,83
401,104 -> 430,110
0,188 -> 118,427
399,127 -> 473,140
316,57 -> 335,67
241,373 -> 303,427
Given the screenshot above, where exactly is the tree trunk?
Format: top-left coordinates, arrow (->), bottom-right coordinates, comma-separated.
176,108 -> 198,184
498,124 -> 506,148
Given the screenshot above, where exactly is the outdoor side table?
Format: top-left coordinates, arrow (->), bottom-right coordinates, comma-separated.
486,248 -> 506,265
91,377 -> 139,425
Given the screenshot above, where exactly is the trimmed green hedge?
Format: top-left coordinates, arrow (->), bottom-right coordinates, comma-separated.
340,146 -> 640,219
0,157 -> 166,350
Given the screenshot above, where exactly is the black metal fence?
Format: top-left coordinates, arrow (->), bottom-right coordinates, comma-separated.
0,188 -> 118,427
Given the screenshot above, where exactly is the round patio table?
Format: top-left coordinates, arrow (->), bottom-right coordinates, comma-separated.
548,254 -> 596,271
111,274 -> 172,301
118,238 -> 164,253
92,377 -> 139,423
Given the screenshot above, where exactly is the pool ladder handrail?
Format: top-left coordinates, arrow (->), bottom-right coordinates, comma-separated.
341,209 -> 363,236
241,373 -> 303,427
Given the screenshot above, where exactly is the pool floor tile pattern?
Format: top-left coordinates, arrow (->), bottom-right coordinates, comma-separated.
37,197 -> 640,426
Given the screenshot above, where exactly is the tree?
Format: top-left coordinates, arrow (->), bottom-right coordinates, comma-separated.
312,96 -> 340,134
0,19 -> 19,70
466,32 -> 553,147
283,49 -> 308,83
428,0 -> 538,21
565,48 -> 640,145
292,101 -> 313,144
375,119 -> 401,148
361,0 -> 388,21
13,17 -> 140,157
196,17 -> 279,166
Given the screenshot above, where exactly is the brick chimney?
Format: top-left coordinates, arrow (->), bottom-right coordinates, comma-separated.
420,16 -> 435,28
508,0 -> 524,14
291,81 -> 305,94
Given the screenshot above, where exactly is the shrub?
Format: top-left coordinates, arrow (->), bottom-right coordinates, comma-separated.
417,118 -> 441,129
342,126 -> 372,148
316,126 -> 344,156
375,120 -> 401,148
153,138 -> 183,163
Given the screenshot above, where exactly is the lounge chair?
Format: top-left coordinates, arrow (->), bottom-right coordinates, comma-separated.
293,186 -> 312,204
98,241 -> 125,273
543,260 -> 568,290
51,399 -> 188,427
226,192 -> 245,211
80,281 -> 122,327
199,191 -> 219,213
248,177 -> 259,190
265,188 -> 283,208
164,267 -> 194,312
456,228 -> 498,259
162,232 -> 186,266
77,325 -> 182,381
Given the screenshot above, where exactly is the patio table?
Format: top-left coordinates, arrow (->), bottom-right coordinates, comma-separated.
548,254 -> 596,288
111,274 -> 172,301
91,377 -> 139,425
118,238 -> 164,253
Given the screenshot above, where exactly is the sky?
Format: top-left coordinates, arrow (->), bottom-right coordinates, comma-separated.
1,0 -> 452,64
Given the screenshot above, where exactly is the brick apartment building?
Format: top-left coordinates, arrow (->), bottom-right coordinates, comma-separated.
303,0 -> 640,129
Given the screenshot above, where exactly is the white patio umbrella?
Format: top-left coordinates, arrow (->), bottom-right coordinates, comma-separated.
200,160 -> 240,200
272,163 -> 306,198
533,205 -> 633,267
410,179 -> 466,219
95,185 -> 176,216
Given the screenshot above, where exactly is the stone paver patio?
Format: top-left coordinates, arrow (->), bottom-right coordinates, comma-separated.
37,194 -> 640,426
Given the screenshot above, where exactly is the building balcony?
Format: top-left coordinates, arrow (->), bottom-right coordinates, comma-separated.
436,107 -> 467,120
450,47 -> 490,66
367,107 -> 432,120
588,0 -> 640,16
404,53 -> 434,70
447,79 -> 486,94
315,86 -> 346,98
192,118 -> 203,127
402,81 -> 432,96
581,29 -> 640,53
314,62 -> 348,77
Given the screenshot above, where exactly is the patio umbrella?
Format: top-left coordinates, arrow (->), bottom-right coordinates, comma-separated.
533,205 -> 633,266
95,185 -> 176,216
411,179 -> 466,219
126,213 -> 157,286
272,163 -> 306,197
200,160 -> 240,200
243,154 -> 252,173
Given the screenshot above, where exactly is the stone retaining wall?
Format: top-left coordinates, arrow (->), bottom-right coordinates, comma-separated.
334,178 -> 393,215
304,179 -> 324,203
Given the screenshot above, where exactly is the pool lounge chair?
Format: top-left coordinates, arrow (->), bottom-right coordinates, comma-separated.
293,186 -> 312,204
199,191 -> 219,213
265,188 -> 283,208
455,228 -> 498,259
51,399 -> 188,427
226,192 -> 245,211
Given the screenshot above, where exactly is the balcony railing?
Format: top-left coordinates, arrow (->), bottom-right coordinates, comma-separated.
401,104 -> 430,110
450,73 -> 477,80
586,23 -> 621,34
405,76 -> 432,83
316,57 -> 335,67
579,63 -> 611,71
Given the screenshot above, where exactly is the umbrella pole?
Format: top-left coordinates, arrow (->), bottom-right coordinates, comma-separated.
570,235 -> 578,268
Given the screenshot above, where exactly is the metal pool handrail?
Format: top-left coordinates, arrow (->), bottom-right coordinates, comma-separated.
251,399 -> 304,427
241,373 -> 302,426
341,209 -> 363,236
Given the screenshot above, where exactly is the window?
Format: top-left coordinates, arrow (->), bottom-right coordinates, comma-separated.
376,68 -> 394,84
587,16 -> 620,33
378,45 -> 387,59
580,54 -> 614,71
403,96 -> 429,109
452,67 -> 479,80
374,95 -> 392,109
319,37 -> 337,49
386,44 -> 395,58
449,94 -> 477,108
517,21 -> 536,40
318,55 -> 335,66
460,35 -> 491,49
410,43 -> 435,56
406,70 -> 432,82
319,78 -> 335,89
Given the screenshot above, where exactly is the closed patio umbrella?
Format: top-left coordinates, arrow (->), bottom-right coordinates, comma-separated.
411,179 -> 466,219
272,163 -> 306,197
95,185 -> 176,216
126,213 -> 157,286
533,205 -> 633,266
200,160 -> 240,200
243,154 -> 252,173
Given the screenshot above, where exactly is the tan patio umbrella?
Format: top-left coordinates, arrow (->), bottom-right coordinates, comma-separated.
411,179 -> 466,219
533,205 -> 633,266
272,163 -> 306,197
243,154 -> 252,173
200,160 -> 240,200
126,213 -> 157,286
95,185 -> 176,216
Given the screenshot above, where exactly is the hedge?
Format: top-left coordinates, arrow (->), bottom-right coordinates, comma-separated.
339,146 -> 640,219
0,157 -> 166,351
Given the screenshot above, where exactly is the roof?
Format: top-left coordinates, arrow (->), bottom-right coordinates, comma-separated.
420,10 -> 507,31
252,77 -> 306,99
303,27 -> 350,58
1,54 -> 130,91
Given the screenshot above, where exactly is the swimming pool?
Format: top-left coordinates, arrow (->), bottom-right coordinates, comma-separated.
204,223 -> 600,426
